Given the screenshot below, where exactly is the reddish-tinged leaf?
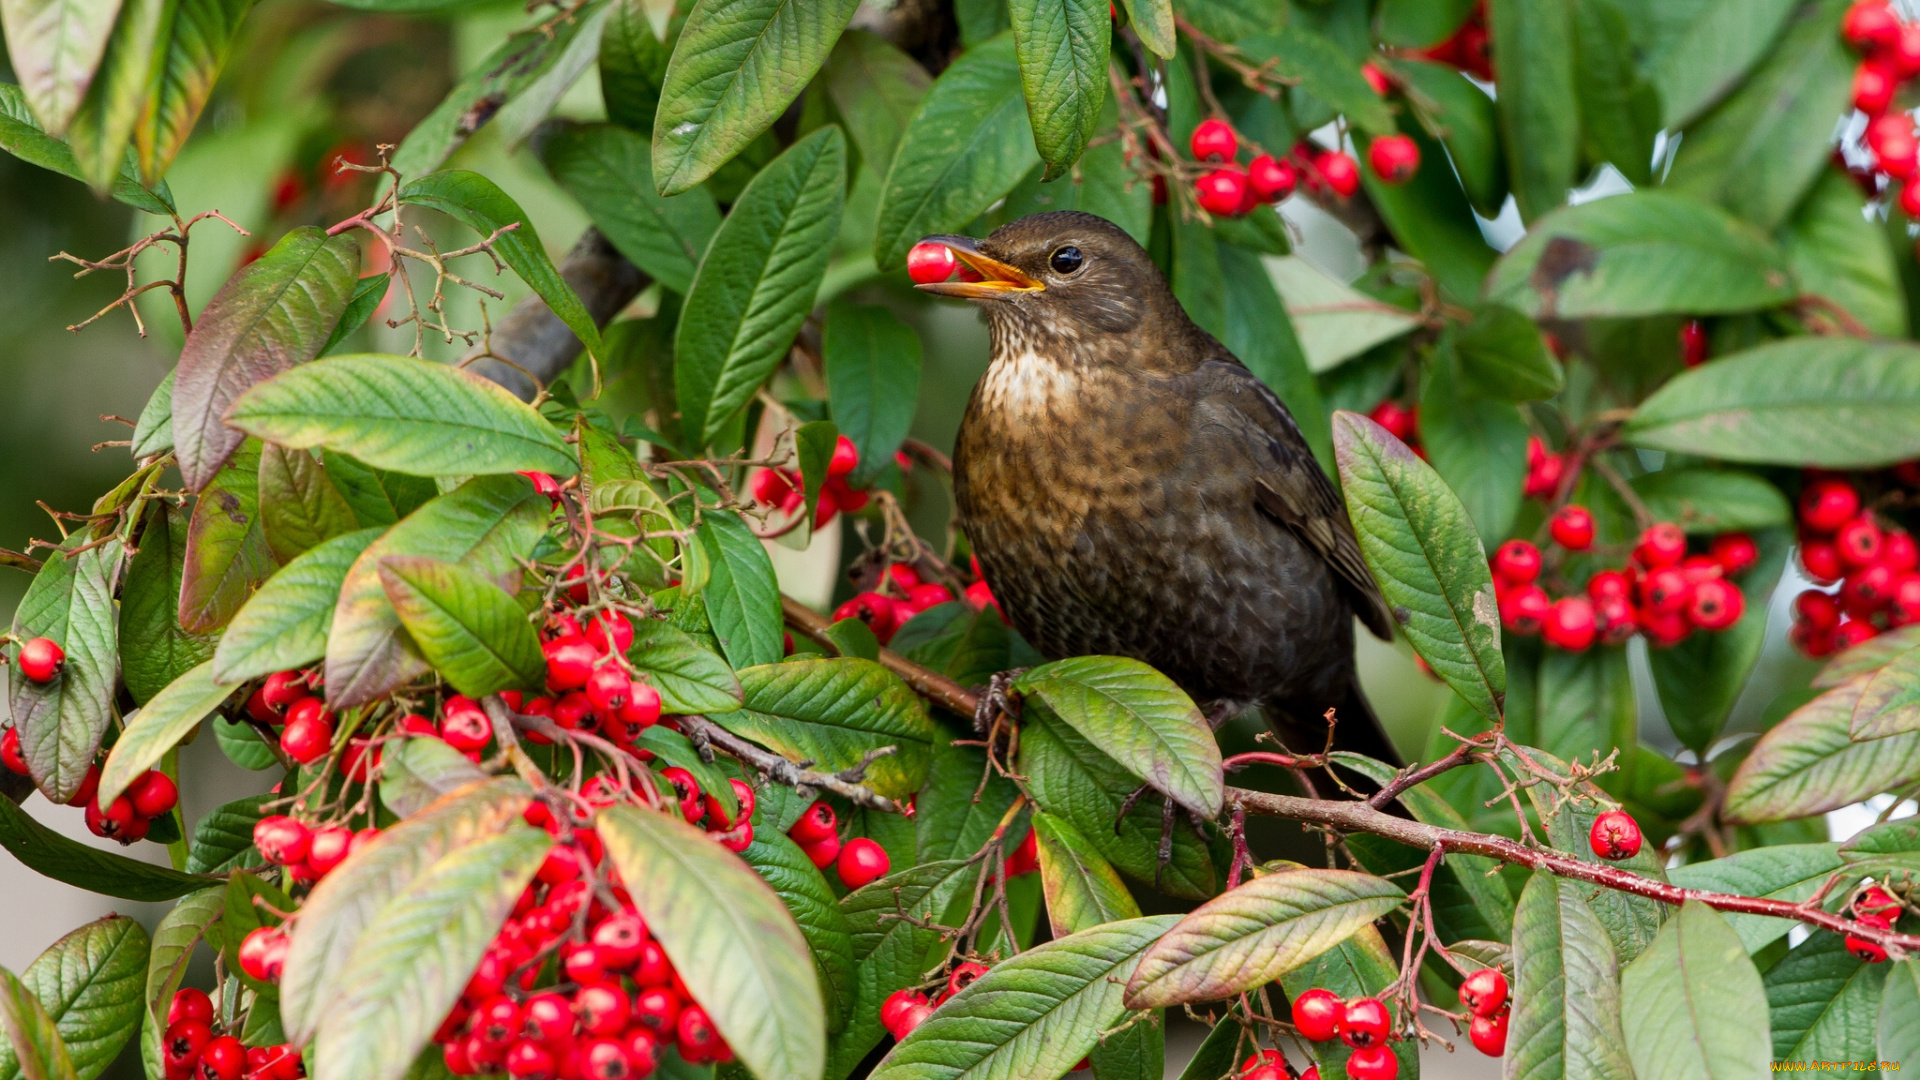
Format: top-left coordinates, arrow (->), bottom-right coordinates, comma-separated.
179,439 -> 275,634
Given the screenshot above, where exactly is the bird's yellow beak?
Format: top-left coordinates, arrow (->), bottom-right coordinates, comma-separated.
914,235 -> 1044,298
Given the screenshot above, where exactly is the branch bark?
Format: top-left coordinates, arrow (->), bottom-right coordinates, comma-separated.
464,227 -> 650,400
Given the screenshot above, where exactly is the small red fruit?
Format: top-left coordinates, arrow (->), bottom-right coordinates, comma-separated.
1801,479 -> 1861,533
1290,987 -> 1342,1041
1368,400 -> 1417,443
169,987 -> 213,1027
1710,532 -> 1758,575
1847,913 -> 1893,963
1801,539 -> 1845,584
1550,505 -> 1596,551
238,926 -> 289,983
1639,567 -> 1691,615
543,635 -> 597,690
1499,584 -> 1550,636
834,592 -> 899,644
1687,578 -> 1744,631
1195,169 -> 1250,216
1679,320 -> 1709,367
1366,135 -> 1420,184
1247,154 -> 1296,202
1469,1010 -> 1508,1056
1836,617 -> 1880,651
592,912 -> 648,969
165,1019 -> 212,1071
441,697 -> 493,751
1856,885 -> 1903,917
660,766 -> 705,823
1796,589 -> 1843,629
1634,523 -> 1687,568
198,1035 -> 245,1080
280,700 -> 334,764
838,837 -> 891,889
1339,997 -> 1390,1048
829,435 -> 860,479
802,832 -> 843,869
18,637 -> 63,683
1345,1045 -> 1399,1080
1844,563 -> 1897,614
1543,597 -> 1597,651
254,815 -> 312,865
503,1041 -> 555,1080
1844,0 -> 1902,51
907,242 -> 959,284
575,984 -> 630,1037
1315,150 -> 1360,196
586,612 -> 634,655
881,989 -> 930,1037
1361,62 -> 1392,95
790,801 -> 838,845
675,1004 -> 726,1063
262,670 -> 308,709
1492,539 -> 1543,584
306,825 -> 354,877
1,728 -> 28,776
1856,60 -> 1899,113
586,664 -> 633,714
1458,968 -> 1508,1017
1189,118 -> 1238,161
1589,809 -> 1643,861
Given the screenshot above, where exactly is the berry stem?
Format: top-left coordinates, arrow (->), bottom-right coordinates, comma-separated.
677,714 -> 901,812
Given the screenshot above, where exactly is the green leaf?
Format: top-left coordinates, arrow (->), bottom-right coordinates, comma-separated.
1217,244 -> 1329,472
180,439 -> 275,634
119,501 -> 217,705
324,451 -> 437,528
1007,0 -> 1108,178
138,888 -> 221,1079
1630,469 -> 1792,533
1667,845 -> 1846,954
1634,0 -> 1797,128
219,871 -> 291,999
738,824 -> 855,1034
380,738 -> 488,821
228,353 -> 576,480
1116,0 -> 1173,55
1621,901 -> 1770,1079
0,0 -> 124,135
1625,338 -> 1920,469
397,171 -> 603,360
1419,354 -> 1528,544
63,0 -> 169,194
185,794 -> 271,874
214,716 -> 276,770
324,476 -> 548,708
1454,304 -> 1563,402
648,0 -> 858,195
212,527 -> 382,685
1014,656 -> 1222,819
129,370 -> 174,459
1664,0 -> 1852,231
1784,168 -> 1907,338
625,618 -> 742,714
1378,0 -> 1474,47
378,556 -> 544,697
258,444 -> 357,564
319,273 -> 389,357
1391,58 -> 1505,216
823,31 -> 928,176
132,0 -> 252,183
1764,930 -> 1887,1061
1882,959 -> 1920,1064
1275,916 -> 1417,1079
1333,410 -> 1505,721
599,805 -> 825,1080
914,735 -> 1023,864
872,916 -> 1179,1080
0,916 -> 146,1080
1484,191 -> 1797,320
95,660 -> 231,811
171,226 -> 360,492
541,122 -> 721,295
1237,27 -> 1394,136
1649,530 -> 1789,752
874,33 -> 1037,270
489,1 -> 613,147
1507,873 -> 1634,1080
824,303 -> 921,488
0,82 -> 170,214
11,533 -> 120,803
0,965 -> 75,1080
279,779 -> 530,1044
1571,0 -> 1659,186
1487,0 -> 1577,221
722,657 -> 935,799
1854,643 -> 1920,741
600,0 -> 671,131
1017,710 -> 1216,900
1358,125 -> 1497,304
697,511 -> 784,671
0,798 -> 209,902
314,828 -> 548,1080
1032,811 -> 1140,936
674,126 -> 845,446
794,421 -> 837,533
1123,868 -> 1403,1008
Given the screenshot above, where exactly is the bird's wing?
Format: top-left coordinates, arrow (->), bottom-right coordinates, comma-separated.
1194,361 -> 1394,640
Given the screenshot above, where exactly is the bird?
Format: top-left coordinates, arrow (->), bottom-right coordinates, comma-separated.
918,210 -> 1401,769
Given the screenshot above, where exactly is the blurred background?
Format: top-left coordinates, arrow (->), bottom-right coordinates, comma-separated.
0,2 -> 1896,1077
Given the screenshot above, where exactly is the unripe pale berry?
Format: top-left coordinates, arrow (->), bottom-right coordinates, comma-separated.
1589,809 -> 1643,861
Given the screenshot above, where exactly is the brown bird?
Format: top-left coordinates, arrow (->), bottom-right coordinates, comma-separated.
921,211 -> 1400,767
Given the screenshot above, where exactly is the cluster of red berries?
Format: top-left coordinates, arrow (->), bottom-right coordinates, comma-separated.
241,669 -> 380,771
1412,3 -> 1493,82
1843,1 -> 1920,204
1288,990 -> 1400,1080
877,961 -> 990,1043
1788,475 -> 1920,657
522,605 -> 665,751
1233,1047 -> 1315,1080
830,563 -> 967,647
250,814 -> 381,890
1588,809 -> 1644,861
1455,968 -> 1511,1057
747,436 -> 873,530
2,727 -> 178,843
1493,520 -> 1755,651
1183,117 -> 1421,218
784,798 -> 891,888
161,987 -> 303,1080
1843,884 -> 1905,963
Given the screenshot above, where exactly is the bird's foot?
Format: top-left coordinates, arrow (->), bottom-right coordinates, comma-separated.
1115,784 -> 1211,888
972,669 -> 1027,735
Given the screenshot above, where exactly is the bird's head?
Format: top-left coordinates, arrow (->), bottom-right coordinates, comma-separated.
914,211 -> 1170,342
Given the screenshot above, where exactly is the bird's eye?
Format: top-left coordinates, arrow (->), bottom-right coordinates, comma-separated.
1049,245 -> 1084,275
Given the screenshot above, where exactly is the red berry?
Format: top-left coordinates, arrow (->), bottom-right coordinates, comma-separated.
1844,563 -> 1897,615
1499,585 -> 1550,636
254,815 -> 312,865
1881,133 -> 1920,178
280,700 -> 335,764
907,242 -> 958,285
552,691 -> 594,732
1459,968 -> 1508,1017
1247,154 -> 1296,202
1543,597 -> 1597,651
1195,168 -> 1250,216
750,467 -> 798,508
340,737 -> 380,783
580,1038 -> 635,1080
881,989 -> 930,1038
1346,1045 -> 1399,1080
1801,480 -> 1861,533
1857,885 -> 1903,917
1844,1 -> 1902,51
586,664 -> 633,714
1594,594 -> 1637,645
1639,567 -> 1691,615
837,837 -> 891,889
165,1019 -> 212,1071
1801,539 -> 1846,584
586,612 -> 634,655
1797,589 -> 1843,629
1839,516 -> 1885,567
1492,539 -> 1543,584
198,1035 -> 245,1080
1836,617 -> 1880,651
675,1004 -> 726,1063
1634,523 -> 1687,568
1589,809 -> 1643,860
705,778 -> 757,830
441,700 -> 493,752
238,926 -> 289,983
1290,987 -> 1342,1042
1893,574 -> 1920,625
1469,1010 -> 1508,1056
537,843 -> 585,884
1366,135 -> 1420,184
575,984 -> 630,1037
829,435 -> 860,479
520,992 -> 574,1045
1679,320 -> 1709,367
1709,532 -> 1758,576
892,1001 -> 935,1039
17,637 -> 63,683
474,995 -> 522,1050
306,825 -> 354,877
1339,997 -> 1390,1048
1847,913 -> 1893,963
504,1041 -> 555,1080
1550,505 -> 1596,551
544,635 -> 597,690
631,986 -> 681,1034
1368,400 -> 1417,443
834,592 -> 899,644
946,961 -> 989,999
1361,62 -> 1392,95
169,988 -> 213,1027
1,728 -> 28,776
1856,60 -> 1899,113
262,670 -> 308,709
1189,118 -> 1238,161
564,942 -> 609,985
1687,578 -> 1744,631
660,766 -> 705,823
592,912 -> 647,969
803,832 -> 843,869
1315,150 -> 1361,197
789,801 -> 838,845
67,764 -> 100,809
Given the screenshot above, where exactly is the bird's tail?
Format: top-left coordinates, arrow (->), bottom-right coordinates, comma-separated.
1263,676 -> 1402,769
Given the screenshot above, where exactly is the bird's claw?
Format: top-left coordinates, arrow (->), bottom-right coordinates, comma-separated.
972,669 -> 1027,734
1115,783 -> 1211,888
